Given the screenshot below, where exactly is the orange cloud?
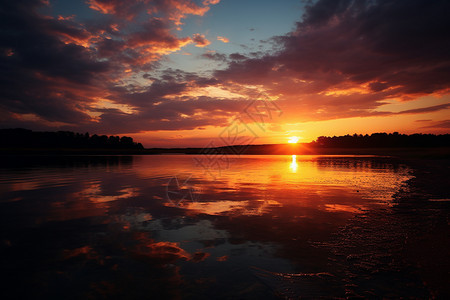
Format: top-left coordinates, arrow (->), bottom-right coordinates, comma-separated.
217,36 -> 229,43
87,0 -> 117,15
203,0 -> 220,4
143,241 -> 191,261
87,0 -> 220,25
166,0 -> 210,27
57,15 -> 75,21
86,0 -> 151,20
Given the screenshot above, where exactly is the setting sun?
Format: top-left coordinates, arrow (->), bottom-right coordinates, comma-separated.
288,136 -> 300,144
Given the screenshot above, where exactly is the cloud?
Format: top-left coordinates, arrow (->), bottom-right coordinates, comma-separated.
0,0 -> 110,127
86,0 -> 149,20
213,0 -> 450,122
192,33 -> 210,47
128,19 -> 185,48
229,53 -> 247,61
201,52 -> 227,61
395,103 -> 450,115
203,0 -> 220,5
217,36 -> 229,43
66,69 -> 244,133
70,95 -> 247,133
422,120 -> 450,129
0,0 -> 225,132
86,0 -> 219,25
0,0 -> 448,140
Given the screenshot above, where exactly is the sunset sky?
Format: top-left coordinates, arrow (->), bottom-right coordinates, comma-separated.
1,0 -> 449,147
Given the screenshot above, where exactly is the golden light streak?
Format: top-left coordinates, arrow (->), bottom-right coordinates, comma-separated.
289,155 -> 298,173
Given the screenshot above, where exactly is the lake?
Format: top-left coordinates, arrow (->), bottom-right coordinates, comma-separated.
0,155 -> 442,298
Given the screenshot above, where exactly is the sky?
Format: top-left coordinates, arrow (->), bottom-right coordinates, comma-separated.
0,0 -> 449,147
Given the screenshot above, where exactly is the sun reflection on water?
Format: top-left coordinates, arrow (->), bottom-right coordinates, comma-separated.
289,155 -> 298,173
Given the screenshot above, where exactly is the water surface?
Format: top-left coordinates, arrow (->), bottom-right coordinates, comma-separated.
0,155 -> 415,298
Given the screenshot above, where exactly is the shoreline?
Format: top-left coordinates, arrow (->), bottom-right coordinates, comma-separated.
1,146 -> 449,158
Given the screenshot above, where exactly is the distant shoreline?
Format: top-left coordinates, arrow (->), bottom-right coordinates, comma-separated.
1,145 -> 449,159
2,129 -> 448,158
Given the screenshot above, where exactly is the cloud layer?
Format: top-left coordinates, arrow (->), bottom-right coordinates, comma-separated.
215,0 -> 450,121
0,0 -> 449,142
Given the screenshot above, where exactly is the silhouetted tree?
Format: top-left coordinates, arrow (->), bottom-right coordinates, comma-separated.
0,128 -> 145,149
310,132 -> 449,148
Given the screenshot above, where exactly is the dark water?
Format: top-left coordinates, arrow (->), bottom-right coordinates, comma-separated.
0,155 -> 444,298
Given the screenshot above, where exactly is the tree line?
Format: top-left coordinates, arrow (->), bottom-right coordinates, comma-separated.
310,132 -> 450,148
1,129 -> 448,150
0,128 -> 144,149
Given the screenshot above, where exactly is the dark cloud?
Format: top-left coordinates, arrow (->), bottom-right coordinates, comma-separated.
229,53 -> 247,61
0,0 -> 223,133
192,33 -> 210,47
422,120 -> 450,129
70,96 -> 245,134
216,57 -> 276,84
86,0 -> 150,20
287,0 -> 450,93
128,19 -> 185,48
201,52 -> 227,62
216,0 -> 450,120
95,69 -> 243,133
0,0 -> 109,126
396,103 -> 450,115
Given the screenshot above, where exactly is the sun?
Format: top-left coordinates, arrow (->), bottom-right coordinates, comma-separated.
288,136 -> 300,144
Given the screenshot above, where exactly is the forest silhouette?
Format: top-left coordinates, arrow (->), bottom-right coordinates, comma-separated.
310,132 -> 449,148
0,129 -> 448,153
0,128 -> 143,149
